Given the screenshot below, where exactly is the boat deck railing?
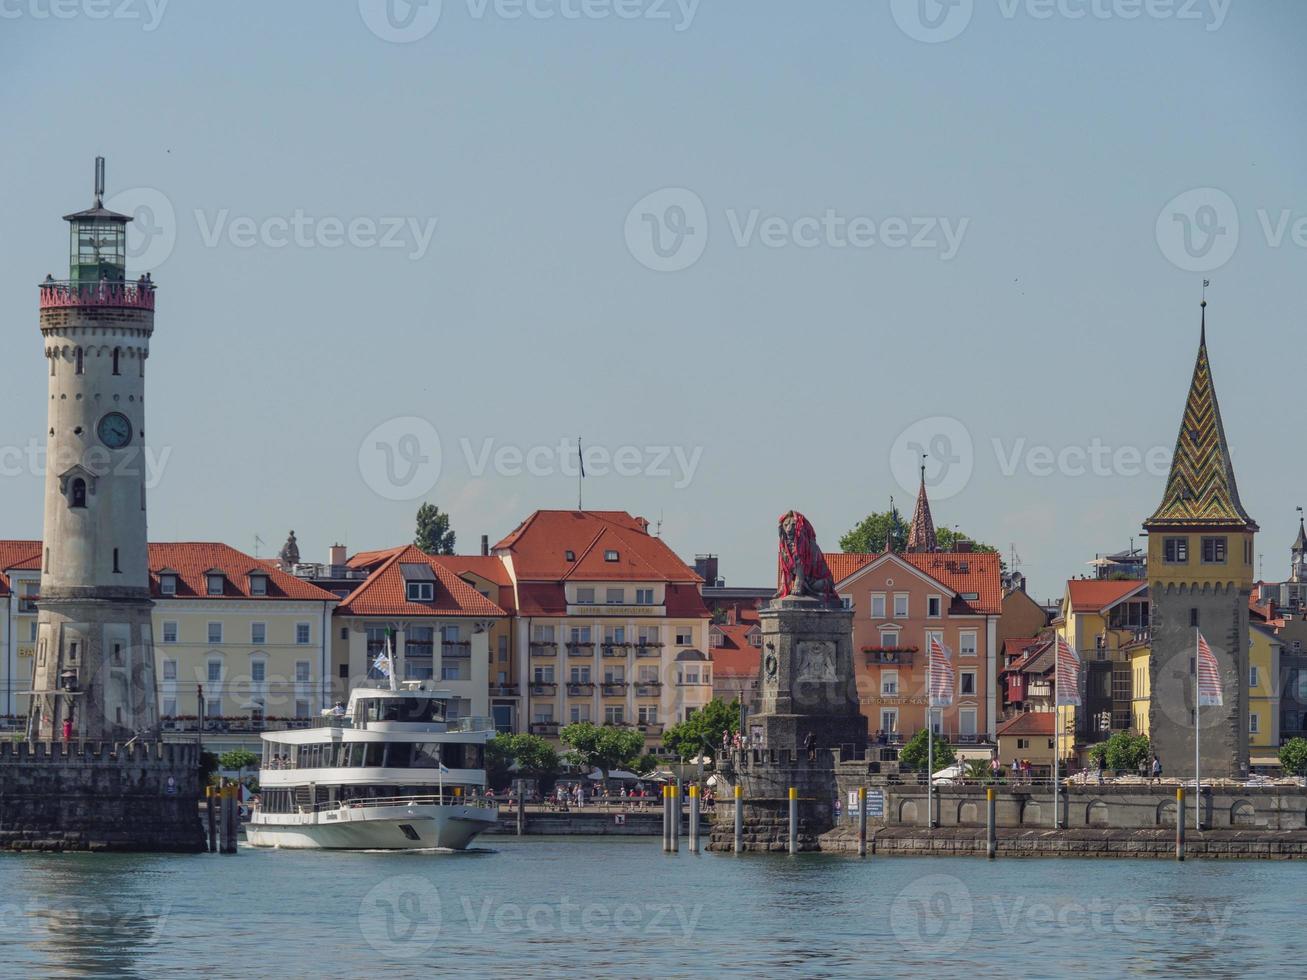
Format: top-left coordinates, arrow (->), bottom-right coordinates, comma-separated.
280,794 -> 500,814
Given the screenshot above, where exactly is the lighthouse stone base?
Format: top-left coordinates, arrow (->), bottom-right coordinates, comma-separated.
0,742 -> 205,852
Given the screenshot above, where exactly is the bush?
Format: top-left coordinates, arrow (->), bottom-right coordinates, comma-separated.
1088,731 -> 1150,773
899,728 -> 955,773
1280,738 -> 1307,776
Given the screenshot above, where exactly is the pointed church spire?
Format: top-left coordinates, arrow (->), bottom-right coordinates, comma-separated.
1293,508 -> 1306,553
906,456 -> 938,553
1144,299 -> 1257,531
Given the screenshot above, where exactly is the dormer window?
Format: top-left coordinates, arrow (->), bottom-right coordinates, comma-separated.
159,574 -> 177,596
249,573 -> 268,596
604,550 -> 619,562
400,562 -> 437,602
206,573 -> 225,596
407,581 -> 434,602
565,550 -> 576,562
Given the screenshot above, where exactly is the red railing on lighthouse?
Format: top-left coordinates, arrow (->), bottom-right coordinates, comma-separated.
39,280 -> 155,311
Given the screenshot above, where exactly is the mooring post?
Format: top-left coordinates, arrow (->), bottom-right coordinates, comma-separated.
788,786 -> 798,855
986,787 -> 997,860
688,784 -> 700,853
661,784 -> 670,852
516,779 -> 525,837
858,786 -> 868,858
206,785 -> 217,853
670,784 -> 680,852
733,783 -> 743,854
1176,786 -> 1186,862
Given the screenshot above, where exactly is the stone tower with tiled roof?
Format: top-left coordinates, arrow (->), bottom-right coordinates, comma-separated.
1143,301 -> 1256,779
905,463 -> 938,553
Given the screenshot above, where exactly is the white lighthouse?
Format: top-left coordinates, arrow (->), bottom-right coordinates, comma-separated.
29,158 -> 159,743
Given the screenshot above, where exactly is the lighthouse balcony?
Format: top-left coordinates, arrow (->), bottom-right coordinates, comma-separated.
39,279 -> 155,312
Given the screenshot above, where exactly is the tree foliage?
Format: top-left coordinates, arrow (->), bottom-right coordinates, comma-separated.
1087,731 -> 1150,772
839,509 -> 999,559
487,733 -> 562,791
662,698 -> 741,761
1280,738 -> 1307,777
898,728 -> 956,773
219,749 -> 260,778
414,503 -> 456,555
560,722 -> 645,781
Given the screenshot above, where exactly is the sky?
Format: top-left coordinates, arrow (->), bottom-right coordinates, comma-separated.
1,0 -> 1304,602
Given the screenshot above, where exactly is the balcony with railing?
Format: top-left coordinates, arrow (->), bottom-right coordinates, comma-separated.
638,722 -> 664,736
634,642 -> 663,658
529,722 -> 559,737
634,683 -> 662,698
566,643 -> 594,658
566,682 -> 596,697
529,642 -> 558,658
443,641 -> 471,658
529,682 -> 558,697
602,643 -> 630,658
863,647 -> 916,666
39,279 -> 155,311
489,684 -> 520,698
601,682 -> 628,697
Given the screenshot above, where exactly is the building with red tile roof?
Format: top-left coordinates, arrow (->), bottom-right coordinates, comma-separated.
831,547 -> 1003,746
708,606 -> 762,708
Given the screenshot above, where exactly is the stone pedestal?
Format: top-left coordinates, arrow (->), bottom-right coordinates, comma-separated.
708,597 -> 867,852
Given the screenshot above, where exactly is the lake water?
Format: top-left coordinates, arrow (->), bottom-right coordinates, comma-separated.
0,838 -> 1302,977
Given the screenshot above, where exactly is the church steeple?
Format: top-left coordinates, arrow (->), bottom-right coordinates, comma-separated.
1144,300 -> 1258,532
906,458 -> 938,553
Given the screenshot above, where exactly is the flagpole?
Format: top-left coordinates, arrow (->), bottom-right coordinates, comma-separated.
1053,641 -> 1059,830
927,638 -> 934,829
1194,627 -> 1201,832
577,436 -> 583,510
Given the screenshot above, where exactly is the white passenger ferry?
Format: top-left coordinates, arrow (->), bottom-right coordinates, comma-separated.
247,682 -> 499,850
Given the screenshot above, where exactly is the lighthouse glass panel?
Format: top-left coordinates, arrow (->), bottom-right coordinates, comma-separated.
70,219 -> 126,282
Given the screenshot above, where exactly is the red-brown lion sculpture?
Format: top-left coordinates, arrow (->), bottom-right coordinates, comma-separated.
775,510 -> 839,606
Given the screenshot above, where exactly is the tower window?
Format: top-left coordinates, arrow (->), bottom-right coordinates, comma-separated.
1201,537 -> 1227,564
70,478 -> 87,509
75,348 -> 84,375
1163,537 -> 1188,564
112,548 -> 120,573
112,348 -> 121,375
1190,608 -> 1199,628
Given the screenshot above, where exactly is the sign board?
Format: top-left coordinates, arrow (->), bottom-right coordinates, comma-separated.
614,813 -> 626,826
865,789 -> 884,818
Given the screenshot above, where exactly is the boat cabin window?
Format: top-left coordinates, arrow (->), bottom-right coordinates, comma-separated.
354,696 -> 445,725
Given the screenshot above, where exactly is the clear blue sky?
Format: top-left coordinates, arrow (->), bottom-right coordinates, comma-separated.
2,0 -> 1304,601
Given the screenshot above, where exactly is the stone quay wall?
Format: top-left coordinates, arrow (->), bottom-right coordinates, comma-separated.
0,741 -> 205,852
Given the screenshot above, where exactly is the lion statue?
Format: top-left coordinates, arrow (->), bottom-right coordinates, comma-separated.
775,510 -> 839,606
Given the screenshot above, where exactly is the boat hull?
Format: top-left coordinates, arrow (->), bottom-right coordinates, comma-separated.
246,803 -> 498,851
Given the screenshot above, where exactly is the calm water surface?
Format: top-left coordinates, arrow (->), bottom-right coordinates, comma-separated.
0,837 -> 1302,978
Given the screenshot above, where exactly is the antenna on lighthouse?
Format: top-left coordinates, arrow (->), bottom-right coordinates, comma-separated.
94,156 -> 105,207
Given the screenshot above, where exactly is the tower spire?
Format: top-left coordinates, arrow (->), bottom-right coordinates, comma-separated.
1144,296 -> 1257,532
906,454 -> 938,553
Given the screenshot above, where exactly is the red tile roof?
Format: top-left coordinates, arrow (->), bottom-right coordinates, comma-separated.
0,541 -> 42,596
337,545 -> 507,618
148,543 -> 339,601
709,621 -> 761,678
995,711 -> 1055,737
347,546 -> 406,570
829,551 -> 1003,615
493,510 -> 701,583
1064,579 -> 1147,613
433,555 -> 517,615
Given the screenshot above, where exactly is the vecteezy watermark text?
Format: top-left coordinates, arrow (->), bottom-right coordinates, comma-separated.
358,0 -> 699,43
0,0 -> 169,30
890,0 -> 1230,44
195,210 -> 437,260
0,440 -> 171,489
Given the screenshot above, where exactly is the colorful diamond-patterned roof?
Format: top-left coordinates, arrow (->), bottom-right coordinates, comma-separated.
1144,309 -> 1257,531
906,470 -> 938,553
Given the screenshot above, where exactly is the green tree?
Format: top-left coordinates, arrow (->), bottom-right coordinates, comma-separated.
414,503 -> 456,555
898,728 -> 956,773
633,753 -> 662,776
1280,737 -> 1307,777
1088,731 -> 1150,773
662,698 -> 741,761
199,750 -> 221,786
487,733 -> 562,792
560,722 -> 645,782
219,748 -> 260,783
839,509 -> 999,559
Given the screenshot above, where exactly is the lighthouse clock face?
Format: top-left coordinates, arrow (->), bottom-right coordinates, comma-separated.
97,412 -> 132,449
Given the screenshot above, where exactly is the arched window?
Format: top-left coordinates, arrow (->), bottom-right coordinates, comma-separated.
70,478 -> 87,508
75,348 -> 84,375
112,348 -> 121,375
112,548 -> 121,573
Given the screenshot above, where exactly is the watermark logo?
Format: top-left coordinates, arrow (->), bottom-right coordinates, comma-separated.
889,874 -> 974,952
625,187 -> 709,273
358,416 -> 443,501
358,0 -> 443,42
1155,187 -> 1239,272
359,876 -> 443,959
890,416 -> 974,501
106,186 -> 177,272
0,0 -> 170,30
460,896 -> 702,937
891,0 -> 974,43
194,210 -> 438,259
